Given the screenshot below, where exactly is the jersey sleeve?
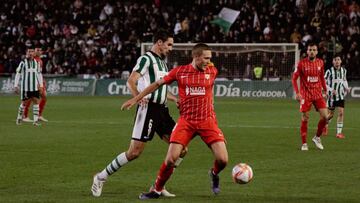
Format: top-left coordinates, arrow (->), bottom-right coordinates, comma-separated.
324,69 -> 332,91
343,68 -> 349,89
292,60 -> 301,94
16,61 -> 24,73
163,66 -> 179,84
132,55 -> 150,76
36,61 -> 44,87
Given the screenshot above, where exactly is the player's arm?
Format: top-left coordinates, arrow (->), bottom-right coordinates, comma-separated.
122,79 -> 165,110
324,69 -> 333,94
14,61 -> 24,94
291,62 -> 301,101
343,68 -> 350,93
126,71 -> 141,97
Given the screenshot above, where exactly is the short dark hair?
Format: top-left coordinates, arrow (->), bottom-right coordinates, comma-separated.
333,53 -> 342,59
307,42 -> 317,48
153,29 -> 173,44
192,43 -> 211,57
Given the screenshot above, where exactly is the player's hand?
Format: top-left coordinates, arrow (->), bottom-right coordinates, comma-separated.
121,98 -> 137,110
39,87 -> 45,96
346,88 -> 351,93
139,98 -> 149,107
331,90 -> 336,95
14,87 -> 19,94
295,93 -> 302,101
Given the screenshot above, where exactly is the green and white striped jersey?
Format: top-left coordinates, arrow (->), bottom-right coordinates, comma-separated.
324,66 -> 349,101
133,51 -> 169,104
14,59 -> 43,92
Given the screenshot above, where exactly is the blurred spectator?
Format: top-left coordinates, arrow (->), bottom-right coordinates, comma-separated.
0,0 -> 359,79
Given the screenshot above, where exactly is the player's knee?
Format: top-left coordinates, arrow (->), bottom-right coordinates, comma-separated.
180,147 -> 188,158
165,156 -> 179,167
302,115 -> 309,121
338,111 -> 344,117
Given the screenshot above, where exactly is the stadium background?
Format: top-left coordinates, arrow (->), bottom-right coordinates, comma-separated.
0,0 -> 360,202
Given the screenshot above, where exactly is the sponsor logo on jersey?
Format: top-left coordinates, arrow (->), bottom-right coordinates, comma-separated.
307,76 -> 319,83
186,86 -> 206,96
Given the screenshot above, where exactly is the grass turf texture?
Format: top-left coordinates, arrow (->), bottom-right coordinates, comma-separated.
1,96 -> 359,203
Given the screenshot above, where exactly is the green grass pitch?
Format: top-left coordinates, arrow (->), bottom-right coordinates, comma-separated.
1,96 -> 359,203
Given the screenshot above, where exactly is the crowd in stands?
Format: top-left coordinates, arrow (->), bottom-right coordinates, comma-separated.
0,0 -> 359,79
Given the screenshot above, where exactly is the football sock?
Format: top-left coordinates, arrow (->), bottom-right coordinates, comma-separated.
337,122 -> 343,134
33,104 -> 39,122
300,120 -> 308,144
39,98 -> 46,116
23,100 -> 31,118
17,103 -> 24,119
316,118 -> 327,137
154,162 -> 174,191
98,152 -> 128,179
212,160 -> 225,175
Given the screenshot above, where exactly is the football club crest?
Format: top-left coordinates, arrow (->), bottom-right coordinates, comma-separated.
317,66 -> 321,71
205,74 -> 210,80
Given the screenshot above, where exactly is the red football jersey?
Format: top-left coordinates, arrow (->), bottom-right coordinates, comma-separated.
292,57 -> 327,100
34,56 -> 43,69
163,63 -> 217,122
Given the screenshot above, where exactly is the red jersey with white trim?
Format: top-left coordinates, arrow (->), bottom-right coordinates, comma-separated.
163,63 -> 217,123
292,58 -> 327,100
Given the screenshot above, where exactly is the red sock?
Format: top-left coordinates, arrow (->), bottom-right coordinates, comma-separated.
316,118 -> 327,137
300,120 -> 308,144
39,98 -> 46,116
154,162 -> 174,191
23,100 -> 31,118
212,160 -> 225,175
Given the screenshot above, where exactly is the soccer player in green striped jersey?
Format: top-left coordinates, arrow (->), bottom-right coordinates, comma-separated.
91,30 -> 187,197
14,47 -> 44,126
323,54 -> 350,139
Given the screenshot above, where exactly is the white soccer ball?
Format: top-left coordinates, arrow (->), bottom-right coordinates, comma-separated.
232,163 -> 253,184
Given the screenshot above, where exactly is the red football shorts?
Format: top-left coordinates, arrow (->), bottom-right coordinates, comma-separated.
300,98 -> 327,112
170,117 -> 226,147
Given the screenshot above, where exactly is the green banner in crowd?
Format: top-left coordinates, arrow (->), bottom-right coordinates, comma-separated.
1,77 -> 360,99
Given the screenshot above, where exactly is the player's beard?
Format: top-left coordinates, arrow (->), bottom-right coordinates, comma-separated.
309,56 -> 315,61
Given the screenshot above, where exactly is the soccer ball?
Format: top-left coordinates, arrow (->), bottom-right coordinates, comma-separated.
232,163 -> 253,184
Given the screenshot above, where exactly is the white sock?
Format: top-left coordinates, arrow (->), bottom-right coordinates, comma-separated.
33,104 -> 39,122
17,104 -> 24,119
337,122 -> 343,134
98,152 -> 128,179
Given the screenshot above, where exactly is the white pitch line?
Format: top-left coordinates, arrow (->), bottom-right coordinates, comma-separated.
16,120 -> 355,130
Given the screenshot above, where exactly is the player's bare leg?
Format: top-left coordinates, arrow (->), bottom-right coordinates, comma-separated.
323,110 -> 335,136
209,141 -> 228,195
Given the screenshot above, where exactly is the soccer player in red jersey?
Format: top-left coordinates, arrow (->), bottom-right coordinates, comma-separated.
23,47 -> 48,122
292,43 -> 328,151
122,43 -> 228,199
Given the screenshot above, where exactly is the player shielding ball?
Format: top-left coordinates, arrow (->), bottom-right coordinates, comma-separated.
122,43 -> 229,199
